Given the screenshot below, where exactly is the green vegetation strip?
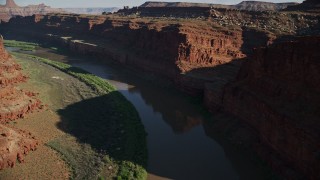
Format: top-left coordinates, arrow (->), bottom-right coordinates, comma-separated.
4,40 -> 38,51
13,52 -> 148,180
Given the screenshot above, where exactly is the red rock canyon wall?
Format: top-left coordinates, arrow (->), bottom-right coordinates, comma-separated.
0,36 -> 40,169
220,37 -> 320,179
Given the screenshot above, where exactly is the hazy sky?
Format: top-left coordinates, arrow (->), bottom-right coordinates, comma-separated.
1,0 -> 304,8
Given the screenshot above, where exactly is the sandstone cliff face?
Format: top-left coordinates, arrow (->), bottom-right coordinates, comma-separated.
2,14 -> 252,81
177,28 -> 245,72
0,37 -> 40,169
2,14 -> 277,77
217,37 -> 320,179
2,11 -> 316,97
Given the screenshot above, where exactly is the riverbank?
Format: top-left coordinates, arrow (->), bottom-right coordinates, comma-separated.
5,40 -> 280,179
0,50 -> 147,179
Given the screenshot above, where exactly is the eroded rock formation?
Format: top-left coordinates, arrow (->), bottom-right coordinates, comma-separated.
0,125 -> 38,169
4,0 -> 19,8
0,0 -> 64,22
0,36 -> 40,169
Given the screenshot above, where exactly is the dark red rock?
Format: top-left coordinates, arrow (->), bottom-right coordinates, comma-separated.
0,124 -> 38,170
221,37 -> 320,179
0,36 -> 41,170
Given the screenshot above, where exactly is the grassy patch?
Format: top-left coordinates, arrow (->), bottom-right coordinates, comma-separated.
46,136 -> 108,180
14,52 -> 115,94
13,52 -> 148,180
4,40 -> 39,51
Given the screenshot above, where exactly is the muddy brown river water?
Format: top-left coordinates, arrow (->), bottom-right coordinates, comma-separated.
9,47 -> 269,180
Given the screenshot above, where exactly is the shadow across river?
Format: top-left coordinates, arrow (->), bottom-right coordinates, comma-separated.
15,46 -> 271,180
69,61 -> 268,180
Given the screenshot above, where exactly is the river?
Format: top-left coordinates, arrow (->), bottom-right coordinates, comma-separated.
11,47 -> 267,180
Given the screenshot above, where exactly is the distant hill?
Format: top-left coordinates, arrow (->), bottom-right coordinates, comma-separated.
235,1 -> 299,11
0,0 -> 64,22
285,0 -> 320,12
1,0 -> 18,8
140,1 -> 299,11
63,7 -> 119,15
140,1 -> 228,8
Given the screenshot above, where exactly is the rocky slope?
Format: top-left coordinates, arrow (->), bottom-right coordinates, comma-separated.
119,5 -> 320,36
0,125 -> 38,169
0,0 -> 64,22
0,36 -> 40,169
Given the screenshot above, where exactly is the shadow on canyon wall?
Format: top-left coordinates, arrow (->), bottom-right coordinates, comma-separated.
53,58 -> 277,179
124,80 -> 204,134
54,88 -> 274,180
241,28 -> 272,55
1,32 -> 280,179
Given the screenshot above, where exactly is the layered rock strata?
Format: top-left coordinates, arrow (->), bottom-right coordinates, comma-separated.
2,10 -> 318,95
0,36 -> 40,169
0,13 -> 281,95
